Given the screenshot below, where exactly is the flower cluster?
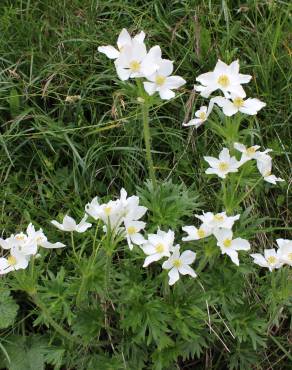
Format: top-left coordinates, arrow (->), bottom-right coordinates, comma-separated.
98,28 -> 186,100
184,59 -> 266,127
182,211 -> 250,266
204,144 -> 284,184
251,239 -> 292,271
0,224 -> 65,275
85,188 -> 147,249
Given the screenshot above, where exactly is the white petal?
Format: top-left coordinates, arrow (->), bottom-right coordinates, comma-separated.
115,67 -> 131,81
168,267 -> 180,285
133,31 -> 145,43
159,88 -> 175,100
178,265 -> 197,278
238,73 -> 252,84
41,241 -> 66,249
225,250 -> 239,266
143,253 -> 161,267
130,233 -> 145,245
180,250 -> 196,264
51,220 -> 65,231
159,59 -> 173,76
240,98 -> 266,115
182,118 -> 204,128
98,45 -> 120,59
164,76 -> 186,89
63,215 -> 77,231
143,81 -> 157,96
250,253 -> 268,267
231,238 -> 250,251
117,28 -> 132,49
203,156 -> 220,167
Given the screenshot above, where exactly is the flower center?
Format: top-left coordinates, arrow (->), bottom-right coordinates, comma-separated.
219,162 -> 229,172
223,239 -> 232,248
127,226 -> 136,235
15,234 -> 25,240
104,206 -> 112,216
246,147 -> 256,156
7,255 -> 17,266
264,170 -> 272,177
129,60 -> 141,72
197,228 -> 206,238
155,75 -> 166,86
213,214 -> 224,222
199,112 -> 207,120
233,97 -> 244,108
267,256 -> 277,264
155,243 -> 165,253
217,74 -> 230,88
173,259 -> 182,268
288,253 -> 292,261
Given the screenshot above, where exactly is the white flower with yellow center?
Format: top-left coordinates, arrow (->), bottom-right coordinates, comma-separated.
204,148 -> 241,179
195,211 -> 240,231
98,28 -> 145,60
276,239 -> 292,267
233,142 -> 262,164
212,95 -> 266,116
114,41 -> 161,80
141,229 -> 174,267
183,101 -> 214,128
194,59 -> 252,98
51,215 -> 92,233
162,246 -> 197,285
256,152 -> 284,185
251,248 -> 283,271
143,58 -> 186,100
26,223 -> 65,249
124,220 -> 146,250
182,224 -> 212,241
119,188 -> 147,222
0,248 -> 30,275
213,228 -> 250,266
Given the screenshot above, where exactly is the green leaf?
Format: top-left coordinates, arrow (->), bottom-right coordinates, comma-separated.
0,288 -> 19,329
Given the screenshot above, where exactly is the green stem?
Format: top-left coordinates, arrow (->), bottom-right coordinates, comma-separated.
136,79 -> 156,186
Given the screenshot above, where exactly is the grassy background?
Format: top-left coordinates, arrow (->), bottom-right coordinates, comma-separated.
0,0 -> 291,368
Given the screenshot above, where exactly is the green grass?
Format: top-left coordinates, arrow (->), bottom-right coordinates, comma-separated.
0,0 -> 291,369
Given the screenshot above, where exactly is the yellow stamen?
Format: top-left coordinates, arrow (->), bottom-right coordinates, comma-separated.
264,171 -> 272,177
233,97 -> 244,108
288,253 -> 292,261
267,256 -> 277,264
155,75 -> 166,86
129,60 -> 141,72
127,226 -> 136,235
104,206 -> 112,216
217,74 -> 230,88
223,239 -> 232,248
7,255 -> 17,266
213,214 -> 224,222
197,229 -> 206,238
219,162 -> 229,172
155,243 -> 165,253
173,259 -> 182,268
15,234 -> 25,240
246,147 -> 256,156
199,112 -> 207,120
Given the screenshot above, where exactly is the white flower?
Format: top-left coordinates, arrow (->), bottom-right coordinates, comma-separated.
51,215 -> 92,233
195,211 -> 240,231
141,229 -> 174,267
183,101 -> 214,128
119,188 -> 147,222
1,232 -> 38,256
251,248 -> 283,271
204,148 -> 241,179
26,223 -> 65,249
85,197 -> 123,229
0,248 -> 30,275
276,239 -> 292,266
256,153 -> 284,184
143,58 -> 185,100
114,41 -> 160,81
98,28 -> 145,59
182,224 -> 212,241
212,95 -> 266,116
124,220 -> 146,250
213,228 -> 250,266
162,246 -> 197,285
234,143 -> 262,164
194,59 -> 252,98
